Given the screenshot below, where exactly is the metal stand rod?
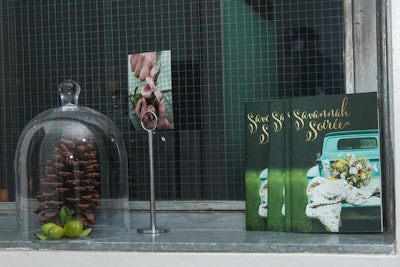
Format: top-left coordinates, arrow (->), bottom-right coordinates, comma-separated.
137,111 -> 169,234
148,130 -> 157,233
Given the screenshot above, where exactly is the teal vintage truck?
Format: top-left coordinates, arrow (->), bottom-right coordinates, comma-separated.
306,129 -> 381,207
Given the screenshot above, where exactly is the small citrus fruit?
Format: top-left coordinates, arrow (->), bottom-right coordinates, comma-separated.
41,222 -> 57,236
63,219 -> 83,238
47,225 -> 64,239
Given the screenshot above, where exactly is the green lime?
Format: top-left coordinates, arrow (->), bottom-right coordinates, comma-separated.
63,219 -> 83,238
41,222 -> 57,236
47,225 -> 64,239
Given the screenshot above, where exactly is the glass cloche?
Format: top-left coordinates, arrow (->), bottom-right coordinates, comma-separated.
15,79 -> 130,240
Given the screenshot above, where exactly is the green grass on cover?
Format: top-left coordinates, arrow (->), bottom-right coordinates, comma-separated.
245,168 -> 326,232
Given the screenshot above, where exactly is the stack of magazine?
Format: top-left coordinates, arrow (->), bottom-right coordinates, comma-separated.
245,93 -> 383,233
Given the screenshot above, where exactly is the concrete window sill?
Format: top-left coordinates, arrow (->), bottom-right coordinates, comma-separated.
0,201 -> 395,254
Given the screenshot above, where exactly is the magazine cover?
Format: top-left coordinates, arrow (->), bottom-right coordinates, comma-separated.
245,100 -> 288,231
245,100 -> 271,231
128,50 -> 174,131
245,93 -> 383,233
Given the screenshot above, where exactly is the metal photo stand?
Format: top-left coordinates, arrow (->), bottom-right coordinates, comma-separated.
137,110 -> 170,234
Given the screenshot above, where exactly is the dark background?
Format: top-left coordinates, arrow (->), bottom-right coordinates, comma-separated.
0,0 -> 344,201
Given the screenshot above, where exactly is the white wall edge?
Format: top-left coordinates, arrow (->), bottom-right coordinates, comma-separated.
0,251 -> 399,267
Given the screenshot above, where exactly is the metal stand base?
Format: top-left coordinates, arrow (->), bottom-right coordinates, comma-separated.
137,227 -> 170,234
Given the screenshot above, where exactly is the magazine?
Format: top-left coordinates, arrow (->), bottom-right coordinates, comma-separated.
245,93 -> 383,232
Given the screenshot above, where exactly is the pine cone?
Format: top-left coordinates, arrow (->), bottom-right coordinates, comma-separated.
34,134 -> 100,228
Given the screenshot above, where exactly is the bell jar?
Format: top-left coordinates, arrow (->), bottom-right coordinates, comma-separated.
15,79 -> 130,240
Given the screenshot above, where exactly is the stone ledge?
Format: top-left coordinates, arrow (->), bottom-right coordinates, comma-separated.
0,207 -> 395,254
0,229 -> 395,254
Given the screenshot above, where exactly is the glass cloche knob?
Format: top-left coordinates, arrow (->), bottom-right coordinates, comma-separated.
58,79 -> 81,106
